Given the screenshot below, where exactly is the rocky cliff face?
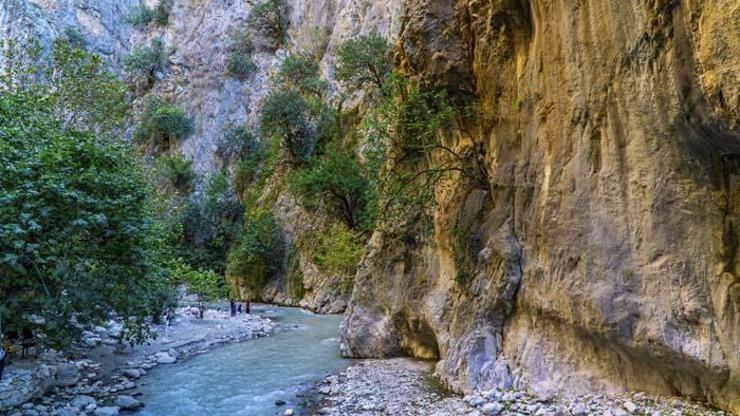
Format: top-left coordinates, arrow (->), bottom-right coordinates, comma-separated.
341,0 -> 740,413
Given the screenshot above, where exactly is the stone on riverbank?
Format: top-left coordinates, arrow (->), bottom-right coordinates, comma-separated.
115,395 -> 142,410
154,352 -> 177,364
94,406 -> 120,416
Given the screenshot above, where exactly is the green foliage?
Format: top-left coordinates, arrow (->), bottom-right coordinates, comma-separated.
155,154 -> 195,194
153,0 -> 173,26
133,96 -> 194,148
226,209 -> 284,295
312,224 -> 365,276
2,38 -> 128,136
0,88 -> 173,348
363,74 -> 465,234
277,54 -> 327,99
128,3 -> 155,27
123,38 -> 165,87
172,260 -> 226,302
290,147 -> 371,230
260,89 -> 312,165
218,126 -> 261,165
178,173 -> 244,274
226,29 -> 256,80
336,32 -> 393,93
248,0 -> 288,50
128,1 -> 171,27
286,248 -> 305,301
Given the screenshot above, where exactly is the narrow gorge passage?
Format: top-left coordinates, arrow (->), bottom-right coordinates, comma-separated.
136,306 -> 348,416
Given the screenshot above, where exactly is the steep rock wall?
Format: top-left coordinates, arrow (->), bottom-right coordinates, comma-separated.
341,0 -> 740,413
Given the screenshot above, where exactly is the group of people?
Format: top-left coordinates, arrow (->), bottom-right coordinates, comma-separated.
229,300 -> 251,317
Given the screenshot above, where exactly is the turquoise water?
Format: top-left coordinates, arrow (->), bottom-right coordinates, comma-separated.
137,306 -> 349,416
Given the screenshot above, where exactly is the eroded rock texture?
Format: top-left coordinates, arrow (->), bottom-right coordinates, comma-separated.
342,0 -> 740,413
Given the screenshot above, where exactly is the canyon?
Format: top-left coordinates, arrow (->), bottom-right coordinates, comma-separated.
2,0 -> 738,413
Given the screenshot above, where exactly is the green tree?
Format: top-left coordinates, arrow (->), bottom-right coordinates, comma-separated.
336,32 -> 393,93
0,90 -> 173,347
133,96 -> 194,148
173,261 -> 225,319
226,29 -> 256,80
226,209 -> 284,296
312,224 -> 366,276
178,174 -> 244,274
260,89 -> 312,165
248,0 -> 288,50
128,1 -> 171,27
0,38 -> 128,136
290,148 -> 370,230
124,38 -> 165,87
277,54 -> 326,99
154,154 -> 196,194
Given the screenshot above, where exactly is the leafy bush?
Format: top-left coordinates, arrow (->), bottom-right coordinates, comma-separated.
218,126 -> 261,164
226,29 -> 256,80
248,0 -> 288,50
45,38 -> 129,134
336,32 -> 393,93
153,0 -> 173,26
290,148 -> 370,230
0,88 -> 172,347
260,89 -> 313,165
277,54 -> 326,98
123,38 -> 165,86
155,154 -> 195,194
312,224 -> 365,276
128,0 -> 171,27
226,209 -> 284,295
133,96 -> 194,147
178,173 -> 244,274
128,3 -> 155,27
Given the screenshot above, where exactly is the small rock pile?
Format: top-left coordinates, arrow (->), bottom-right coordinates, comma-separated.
309,359 -> 732,416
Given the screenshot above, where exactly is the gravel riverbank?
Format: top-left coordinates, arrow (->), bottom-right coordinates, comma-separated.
307,359 -> 732,416
0,306 -> 274,416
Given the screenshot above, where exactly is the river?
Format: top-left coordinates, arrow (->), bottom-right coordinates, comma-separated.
136,305 -> 349,416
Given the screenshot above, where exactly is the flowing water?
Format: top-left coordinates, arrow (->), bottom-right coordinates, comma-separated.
137,305 -> 349,416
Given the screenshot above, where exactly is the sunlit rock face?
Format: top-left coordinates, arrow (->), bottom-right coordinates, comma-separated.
341,1 -> 740,413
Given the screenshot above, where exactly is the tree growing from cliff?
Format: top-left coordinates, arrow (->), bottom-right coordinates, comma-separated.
277,54 -> 327,100
260,89 -> 313,165
124,38 -> 166,88
226,28 -> 257,80
128,0 -> 172,28
364,75 -> 488,234
248,0 -> 288,50
154,154 -> 196,194
290,147 -> 371,230
336,32 -> 393,95
133,96 -> 194,149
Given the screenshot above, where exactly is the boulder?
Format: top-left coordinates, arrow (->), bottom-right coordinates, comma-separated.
94,406 -> 120,416
56,363 -> 80,387
115,395 -> 142,410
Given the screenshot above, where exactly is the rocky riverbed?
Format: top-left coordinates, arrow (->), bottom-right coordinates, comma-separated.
308,359 -> 733,416
0,306 -> 274,416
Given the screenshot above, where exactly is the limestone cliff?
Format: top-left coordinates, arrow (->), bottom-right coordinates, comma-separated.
341,0 -> 740,413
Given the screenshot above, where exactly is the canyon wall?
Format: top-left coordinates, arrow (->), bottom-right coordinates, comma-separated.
3,0 -> 739,412
341,0 -> 740,413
